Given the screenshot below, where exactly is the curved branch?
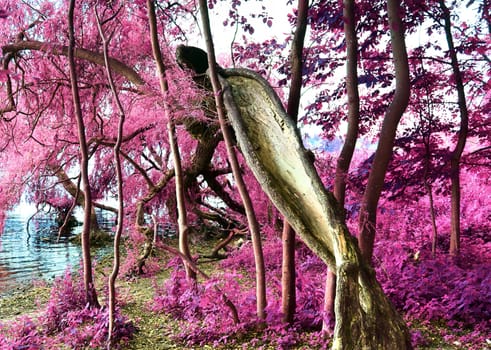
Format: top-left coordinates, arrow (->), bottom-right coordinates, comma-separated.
0,53 -> 16,116
120,149 -> 155,188
48,164 -> 117,213
203,174 -> 245,215
2,40 -> 145,86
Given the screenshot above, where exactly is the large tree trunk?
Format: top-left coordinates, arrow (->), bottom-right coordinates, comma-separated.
67,0 -> 99,308
219,68 -> 412,349
438,0 -> 469,256
324,0 -> 360,330
358,0 -> 410,261
281,0 -> 309,325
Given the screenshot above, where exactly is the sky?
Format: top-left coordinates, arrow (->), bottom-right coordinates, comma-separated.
192,1 -> 294,60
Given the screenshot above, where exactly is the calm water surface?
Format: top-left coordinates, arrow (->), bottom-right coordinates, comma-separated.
0,208 -> 112,295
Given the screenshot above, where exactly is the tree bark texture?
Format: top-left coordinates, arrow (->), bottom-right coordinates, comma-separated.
358,0 -> 410,261
219,68 -> 412,349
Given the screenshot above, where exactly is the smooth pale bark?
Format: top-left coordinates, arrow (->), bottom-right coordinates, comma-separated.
438,0 -> 469,256
358,0 -> 410,261
67,0 -> 99,308
324,0 -> 360,331
281,0 -> 309,325
219,68 -> 411,349
147,0 -> 195,280
222,68 -> 412,348
199,0 -> 267,320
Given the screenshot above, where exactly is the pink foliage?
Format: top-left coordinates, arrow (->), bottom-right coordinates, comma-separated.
151,251 -> 328,349
0,0 -> 490,348
0,266 -> 135,349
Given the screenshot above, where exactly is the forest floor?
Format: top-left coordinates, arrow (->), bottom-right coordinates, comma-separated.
0,238 -> 488,350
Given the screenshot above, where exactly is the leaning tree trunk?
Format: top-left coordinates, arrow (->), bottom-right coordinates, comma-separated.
218,68 -> 412,349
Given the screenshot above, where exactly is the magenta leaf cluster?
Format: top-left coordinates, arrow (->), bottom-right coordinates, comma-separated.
0,268 -> 136,349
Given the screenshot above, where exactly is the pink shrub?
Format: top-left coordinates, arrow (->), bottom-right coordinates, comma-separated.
0,265 -> 135,349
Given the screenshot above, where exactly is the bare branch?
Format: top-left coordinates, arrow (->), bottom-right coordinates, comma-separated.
3,40 -> 145,86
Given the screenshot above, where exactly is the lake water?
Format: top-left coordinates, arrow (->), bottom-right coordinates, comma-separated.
0,208 -> 113,296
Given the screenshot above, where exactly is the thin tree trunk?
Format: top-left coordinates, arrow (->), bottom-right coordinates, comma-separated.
198,0 -> 267,320
171,121 -> 195,279
358,0 -> 410,261
424,139 -> 439,255
422,125 -> 439,256
281,0 -> 308,325
419,58 -> 440,257
427,182 -> 438,256
147,0 -> 196,279
281,223 -> 296,323
323,0 -> 360,331
425,153 -> 439,255
67,0 -> 99,308
94,10 -> 126,346
438,0 -> 469,256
